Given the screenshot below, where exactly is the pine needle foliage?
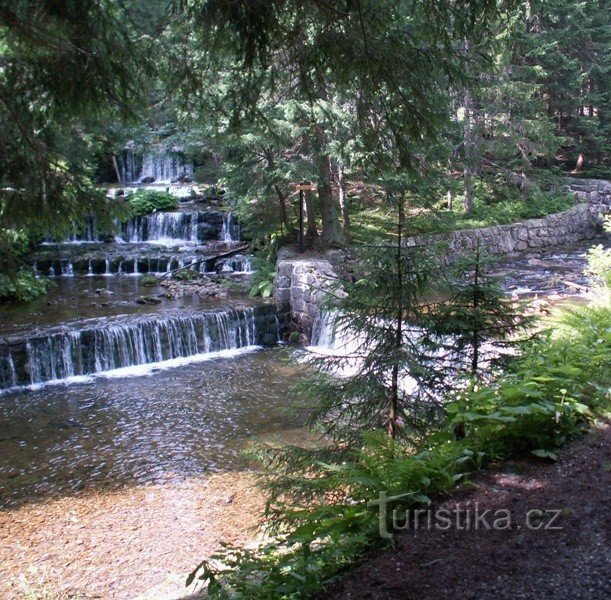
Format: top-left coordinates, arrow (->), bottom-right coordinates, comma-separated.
0,0 -> 149,274
302,192 -> 448,443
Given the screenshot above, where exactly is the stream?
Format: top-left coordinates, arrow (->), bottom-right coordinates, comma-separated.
0,203 -> 606,598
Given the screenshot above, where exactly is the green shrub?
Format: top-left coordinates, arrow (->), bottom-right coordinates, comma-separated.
126,190 -> 177,217
0,269 -> 49,302
188,301 -> 610,599
172,269 -> 201,281
140,275 -> 159,286
585,216 -> 611,290
249,257 -> 276,298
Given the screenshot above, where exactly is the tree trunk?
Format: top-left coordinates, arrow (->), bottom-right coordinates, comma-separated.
317,152 -> 344,246
471,242 -> 481,375
337,161 -> 350,234
112,155 -> 122,184
572,153 -> 585,173
274,185 -> 293,232
463,86 -> 474,213
304,189 -> 318,245
388,197 -> 404,439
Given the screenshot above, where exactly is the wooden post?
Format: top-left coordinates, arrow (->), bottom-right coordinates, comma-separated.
294,183 -> 316,253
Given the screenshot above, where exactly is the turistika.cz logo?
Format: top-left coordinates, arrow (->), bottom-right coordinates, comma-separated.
367,491 -> 565,539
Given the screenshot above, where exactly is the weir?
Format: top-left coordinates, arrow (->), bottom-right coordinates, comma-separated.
34,210 -> 250,275
0,304 -> 280,390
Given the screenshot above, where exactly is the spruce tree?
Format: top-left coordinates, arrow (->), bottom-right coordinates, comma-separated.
303,186 -> 446,442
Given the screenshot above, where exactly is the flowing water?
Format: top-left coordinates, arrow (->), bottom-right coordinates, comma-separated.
0,230 -> 605,597
0,348 -> 305,509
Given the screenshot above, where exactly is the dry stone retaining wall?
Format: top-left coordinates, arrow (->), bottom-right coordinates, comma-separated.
274,178 -> 611,339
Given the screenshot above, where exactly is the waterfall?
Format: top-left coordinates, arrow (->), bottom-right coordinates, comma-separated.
33,254 -> 213,277
310,310 -> 364,354
43,216 -> 101,245
218,256 -> 253,274
0,306 -> 278,390
137,151 -> 193,184
47,210 -> 225,246
120,211 -> 211,244
220,212 -> 240,243
117,147 -> 140,184
116,147 -> 193,184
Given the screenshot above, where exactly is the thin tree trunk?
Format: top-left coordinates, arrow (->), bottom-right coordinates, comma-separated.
463,86 -> 474,213
317,152 -> 344,246
112,155 -> 122,184
471,242 -> 481,375
337,161 -> 350,234
388,196 -> 404,439
274,184 -> 292,232
304,189 -> 318,244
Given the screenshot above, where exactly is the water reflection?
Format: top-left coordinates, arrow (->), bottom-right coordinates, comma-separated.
0,348 -> 306,508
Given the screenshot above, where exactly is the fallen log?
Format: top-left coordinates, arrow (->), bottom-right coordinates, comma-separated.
157,243 -> 250,279
562,280 -> 588,291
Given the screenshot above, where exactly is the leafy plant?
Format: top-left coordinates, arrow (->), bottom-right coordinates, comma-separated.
189,299 -> 610,599
0,269 -> 49,302
585,216 -> 611,290
249,257 -> 276,298
126,190 -> 177,217
140,275 -> 158,286
172,269 -> 201,281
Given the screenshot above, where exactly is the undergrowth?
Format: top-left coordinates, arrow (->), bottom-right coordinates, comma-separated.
126,190 -> 177,217
188,301 -> 610,599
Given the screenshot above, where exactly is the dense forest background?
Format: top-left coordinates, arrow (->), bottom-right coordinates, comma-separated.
0,0 -> 609,260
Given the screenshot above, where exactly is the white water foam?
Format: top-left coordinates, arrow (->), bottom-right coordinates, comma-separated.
2,346 -> 262,394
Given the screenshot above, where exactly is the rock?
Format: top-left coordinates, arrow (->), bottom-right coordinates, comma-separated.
136,296 -> 162,305
139,176 -> 155,184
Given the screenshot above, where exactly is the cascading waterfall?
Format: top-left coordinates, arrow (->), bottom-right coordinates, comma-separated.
310,310 -> 364,354
117,147 -> 140,184
117,148 -> 193,184
32,254 -> 212,277
43,216 -> 102,244
137,151 -> 193,183
220,212 -> 240,243
46,210 -> 228,247
120,211 -> 219,244
0,306 -> 277,390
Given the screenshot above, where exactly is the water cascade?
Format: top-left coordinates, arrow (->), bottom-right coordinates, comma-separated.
138,151 -> 194,184
0,305 -> 280,390
119,210 -> 224,244
117,148 -> 193,184
43,216 -> 102,244
220,212 -> 240,243
32,254 -> 213,277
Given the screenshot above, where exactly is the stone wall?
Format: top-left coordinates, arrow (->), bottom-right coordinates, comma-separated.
274,178 -> 611,340
565,177 -> 611,208
405,181 -> 609,257
274,248 -> 343,339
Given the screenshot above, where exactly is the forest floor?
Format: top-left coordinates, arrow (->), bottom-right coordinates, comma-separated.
327,422 -> 610,600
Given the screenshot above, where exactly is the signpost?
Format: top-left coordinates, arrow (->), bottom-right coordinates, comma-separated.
294,182 -> 316,253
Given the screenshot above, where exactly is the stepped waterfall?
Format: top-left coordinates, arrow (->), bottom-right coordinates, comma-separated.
0,306 -> 279,390
117,148 -> 193,184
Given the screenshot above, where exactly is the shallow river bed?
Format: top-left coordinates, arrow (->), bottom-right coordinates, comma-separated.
0,348 -> 307,599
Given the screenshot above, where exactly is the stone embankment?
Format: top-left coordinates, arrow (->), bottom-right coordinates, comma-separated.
274,178 -> 611,339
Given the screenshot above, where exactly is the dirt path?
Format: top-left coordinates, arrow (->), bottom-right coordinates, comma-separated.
328,424 -> 610,600
0,472 -> 265,599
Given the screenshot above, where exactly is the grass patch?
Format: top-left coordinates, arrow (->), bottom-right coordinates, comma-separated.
348,186 -> 576,242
